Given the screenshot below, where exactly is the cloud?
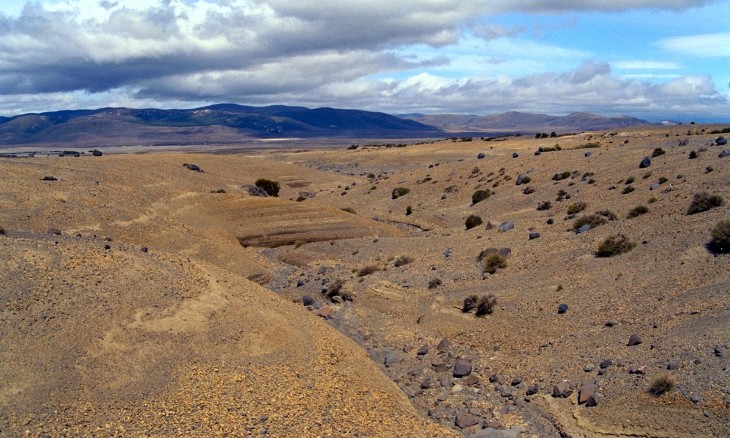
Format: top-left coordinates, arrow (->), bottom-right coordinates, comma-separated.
614,60 -> 681,69
657,32 -> 730,57
0,1 -> 726,120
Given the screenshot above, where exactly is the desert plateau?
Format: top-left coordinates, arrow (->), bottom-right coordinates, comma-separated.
0,123 -> 728,437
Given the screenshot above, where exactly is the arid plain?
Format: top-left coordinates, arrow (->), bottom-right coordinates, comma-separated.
1,124 -> 728,437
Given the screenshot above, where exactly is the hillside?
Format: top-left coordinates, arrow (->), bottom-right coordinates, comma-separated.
402,111 -> 652,133
0,105 -> 440,147
0,123 -> 728,436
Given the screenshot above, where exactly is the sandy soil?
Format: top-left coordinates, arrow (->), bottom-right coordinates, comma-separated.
0,124 -> 728,437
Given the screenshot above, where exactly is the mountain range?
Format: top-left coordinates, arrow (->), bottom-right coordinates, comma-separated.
0,104 -> 652,147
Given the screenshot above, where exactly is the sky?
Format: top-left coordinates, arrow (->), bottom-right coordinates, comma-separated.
0,0 -> 728,122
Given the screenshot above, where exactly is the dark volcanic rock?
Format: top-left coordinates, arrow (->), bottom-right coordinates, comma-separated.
302,295 -> 315,306
599,359 -> 612,369
627,334 -> 642,346
477,152 -> 486,159
557,304 -> 568,314
639,156 -> 651,168
528,231 -> 541,240
183,163 -> 203,172
453,358 -> 472,377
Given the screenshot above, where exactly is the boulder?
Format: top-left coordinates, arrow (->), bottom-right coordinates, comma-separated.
455,412 -> 479,428
716,136 -> 727,146
512,152 -> 519,158
528,232 -> 540,240
453,358 -> 472,377
557,304 -> 569,314
639,156 -> 651,168
719,149 -> 730,158
552,381 -> 571,398
498,221 -> 514,232
477,152 -> 486,159
578,382 -> 597,405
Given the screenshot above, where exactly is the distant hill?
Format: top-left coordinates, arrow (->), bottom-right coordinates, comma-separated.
0,105 -> 655,148
400,111 -> 653,133
0,104 -> 440,147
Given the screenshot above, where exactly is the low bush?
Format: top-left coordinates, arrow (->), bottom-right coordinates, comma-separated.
472,190 -> 490,205
255,178 -> 280,197
627,205 -> 649,218
393,255 -> 414,267
708,218 -> 730,254
483,253 -> 507,274
686,192 -> 724,215
462,294 -> 498,316
428,278 -> 442,289
475,294 -> 498,316
622,185 -> 635,194
658,176 -> 668,184
392,187 -> 411,199
462,295 -> 479,313
552,171 -> 572,181
596,234 -> 635,257
465,215 -> 483,230
688,150 -> 698,159
0,226 -> 5,236
357,264 -> 382,277
537,201 -> 552,211
567,201 -> 587,215
649,375 -> 675,396
625,176 -> 635,184
573,210 -> 617,231
405,206 -> 412,215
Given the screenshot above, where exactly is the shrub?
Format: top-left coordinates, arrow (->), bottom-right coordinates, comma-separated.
622,185 -> 635,194
537,201 -> 552,211
357,264 -> 382,277
625,176 -> 635,184
393,255 -> 414,267
483,253 -> 507,274
0,226 -> 5,236
522,186 -> 535,195
567,201 -> 587,215
576,142 -> 600,149
392,187 -> 410,199
406,206 -> 412,215
573,210 -> 616,231
658,176 -> 668,184
688,150 -> 698,159
465,215 -> 483,230
255,178 -> 280,197
211,188 -> 227,193
627,205 -> 649,218
596,234 -> 635,257
651,147 -> 665,157
708,218 -> 730,254
472,190 -> 490,205
648,196 -> 657,204
687,192 -> 724,215
462,295 -> 479,312
649,375 -> 675,396
475,294 -> 498,316
552,171 -> 572,181
428,278 -> 442,289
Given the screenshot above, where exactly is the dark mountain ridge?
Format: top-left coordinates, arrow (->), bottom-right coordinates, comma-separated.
0,104 -> 653,147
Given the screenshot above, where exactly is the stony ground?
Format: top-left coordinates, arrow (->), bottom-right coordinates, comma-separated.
0,124 -> 728,437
